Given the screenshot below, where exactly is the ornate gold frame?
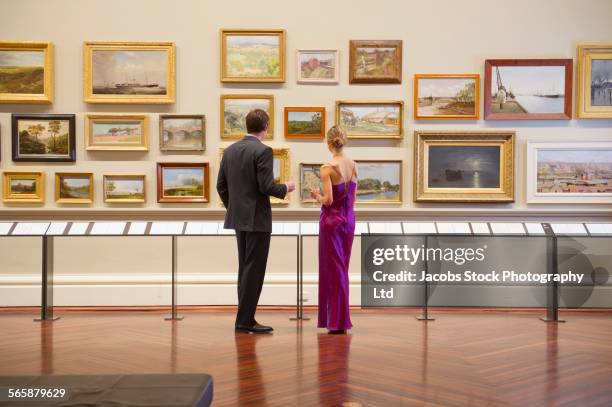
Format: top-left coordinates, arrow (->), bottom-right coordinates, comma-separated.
103,174 -> 146,204
220,94 -> 274,140
3,171 -> 45,203
576,44 -> 612,118
85,114 -> 149,151
55,172 -> 93,204
0,41 -> 53,104
355,160 -> 403,205
335,100 -> 403,139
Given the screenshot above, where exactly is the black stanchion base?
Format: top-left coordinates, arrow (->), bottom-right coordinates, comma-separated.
539,317 -> 565,323
34,316 -> 60,322
164,315 -> 184,321
290,317 -> 311,321
416,316 -> 435,321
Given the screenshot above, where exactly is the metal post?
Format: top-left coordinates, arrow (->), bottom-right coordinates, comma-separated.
541,235 -> 565,323
165,235 -> 183,321
35,235 -> 60,322
291,234 -> 309,321
417,235 -> 434,321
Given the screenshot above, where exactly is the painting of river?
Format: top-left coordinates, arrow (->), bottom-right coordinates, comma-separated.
416,76 -> 477,118
356,161 -> 401,202
428,146 -> 500,189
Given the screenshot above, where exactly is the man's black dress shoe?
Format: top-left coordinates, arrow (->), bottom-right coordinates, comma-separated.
235,323 -> 274,333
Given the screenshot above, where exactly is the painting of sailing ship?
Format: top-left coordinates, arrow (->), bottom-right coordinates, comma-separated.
356,161 -> 401,203
416,75 -> 478,119
591,59 -> 612,106
427,146 -> 501,189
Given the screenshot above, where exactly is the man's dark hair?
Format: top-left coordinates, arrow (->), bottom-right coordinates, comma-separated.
245,109 -> 269,134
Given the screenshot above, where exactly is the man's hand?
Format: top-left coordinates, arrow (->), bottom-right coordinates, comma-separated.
285,180 -> 296,193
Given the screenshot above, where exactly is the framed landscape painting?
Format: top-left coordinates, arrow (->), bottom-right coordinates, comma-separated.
484,59 -> 573,120
157,162 -> 210,203
284,107 -> 325,138
576,44 -> 612,118
160,114 -> 205,151
336,100 -> 403,139
300,163 -> 323,203
526,142 -> 612,204
12,114 -> 75,162
0,41 -> 53,103
356,160 -> 402,204
349,40 -> 402,84
83,41 -> 175,104
413,131 -> 515,203
3,171 -> 44,203
296,49 -> 338,83
414,74 -> 480,120
85,114 -> 148,151
55,172 -> 93,204
103,174 -> 146,203
221,94 -> 274,140
221,29 -> 285,82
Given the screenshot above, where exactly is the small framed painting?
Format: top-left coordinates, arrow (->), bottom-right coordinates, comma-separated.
296,49 -> 339,83
271,148 -> 290,205
299,163 -> 323,203
413,131 -> 515,203
284,107 -> 325,139
349,40 -> 402,84
157,162 -> 210,203
414,74 -> 480,120
159,114 -> 205,151
103,174 -> 146,203
55,172 -> 93,204
0,41 -> 53,104
336,100 -> 403,139
355,160 -> 402,204
85,114 -> 148,151
220,94 -> 274,140
526,142 -> 612,204
12,114 -> 76,162
484,59 -> 573,120
221,29 -> 286,83
83,41 -> 175,104
576,44 -> 612,118
3,171 -> 44,203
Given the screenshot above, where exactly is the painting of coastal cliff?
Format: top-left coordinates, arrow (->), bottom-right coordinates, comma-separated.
416,75 -> 479,120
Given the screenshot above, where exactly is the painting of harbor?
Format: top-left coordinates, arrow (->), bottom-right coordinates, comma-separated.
338,103 -> 401,137
417,77 -> 477,118
427,146 -> 501,189
591,59 -> 612,106
224,34 -> 281,79
537,149 -> 612,194
356,161 -> 401,202
0,50 -> 44,94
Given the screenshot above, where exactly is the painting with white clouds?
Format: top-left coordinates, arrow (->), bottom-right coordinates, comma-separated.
415,75 -> 479,119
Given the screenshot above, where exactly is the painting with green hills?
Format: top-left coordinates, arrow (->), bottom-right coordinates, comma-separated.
0,50 -> 44,94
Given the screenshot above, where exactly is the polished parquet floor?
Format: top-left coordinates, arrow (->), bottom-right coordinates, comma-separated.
0,308 -> 611,406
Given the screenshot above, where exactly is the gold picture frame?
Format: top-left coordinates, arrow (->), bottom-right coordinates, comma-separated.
355,160 -> 403,204
220,29 -> 286,83
83,41 -> 175,104
220,94 -> 274,140
336,100 -> 403,139
0,41 -> 53,104
85,114 -> 149,151
413,131 -> 515,203
3,171 -> 44,203
55,172 -> 93,204
576,44 -> 612,118
103,174 -> 146,203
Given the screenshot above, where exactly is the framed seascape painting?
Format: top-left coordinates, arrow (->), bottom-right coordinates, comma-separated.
12,114 -> 75,162
55,172 -> 93,204
221,94 -> 274,140
157,162 -> 210,203
85,114 -> 148,151
336,100 -> 403,139
349,40 -> 402,84
0,41 -> 53,103
356,160 -> 402,204
159,114 -> 205,151
296,49 -> 339,83
83,41 -> 175,104
284,107 -> 325,139
484,59 -> 572,120
221,29 -> 286,83
414,74 -> 480,120
103,174 -> 146,203
300,163 -> 323,203
576,44 -> 612,118
3,171 -> 44,203
526,142 -> 612,204
413,131 -> 515,203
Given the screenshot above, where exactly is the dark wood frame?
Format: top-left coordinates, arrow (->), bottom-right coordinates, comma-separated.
159,114 -> 206,151
484,59 -> 573,120
156,162 -> 210,203
414,74 -> 480,120
284,107 -> 326,139
349,40 -> 402,84
12,114 -> 76,162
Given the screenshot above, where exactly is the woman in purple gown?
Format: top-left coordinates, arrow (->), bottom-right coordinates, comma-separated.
310,126 -> 357,334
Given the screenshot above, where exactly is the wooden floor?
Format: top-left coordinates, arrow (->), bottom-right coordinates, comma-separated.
1,308 -> 611,406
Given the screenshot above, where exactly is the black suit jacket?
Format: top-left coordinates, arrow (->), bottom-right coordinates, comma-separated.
217,136 -> 287,232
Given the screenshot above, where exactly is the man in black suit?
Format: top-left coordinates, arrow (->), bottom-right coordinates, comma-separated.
217,109 -> 295,333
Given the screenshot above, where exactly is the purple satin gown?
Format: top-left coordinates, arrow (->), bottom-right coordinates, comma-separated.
318,180 -> 356,331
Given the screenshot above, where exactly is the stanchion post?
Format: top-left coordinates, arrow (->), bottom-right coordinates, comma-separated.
541,234 -> 565,323
165,235 -> 184,321
417,235 -> 434,321
35,235 -> 60,322
291,234 -> 309,321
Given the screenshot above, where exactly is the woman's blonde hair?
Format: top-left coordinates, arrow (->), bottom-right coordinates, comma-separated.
326,125 -> 347,150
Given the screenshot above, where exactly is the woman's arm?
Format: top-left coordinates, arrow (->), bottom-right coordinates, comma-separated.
310,165 -> 333,206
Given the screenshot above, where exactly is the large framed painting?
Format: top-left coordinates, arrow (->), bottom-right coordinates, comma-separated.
103,174 -> 146,203
284,107 -> 325,139
83,41 -> 175,104
0,41 -> 53,104
414,74 -> 480,120
85,114 -> 148,151
336,100 -> 403,139
159,114 -> 205,151
296,49 -> 339,83
484,59 -> 572,120
220,29 -> 286,83
157,162 -> 210,203
413,131 -> 515,203
349,40 -> 402,84
220,94 -> 274,140
576,44 -> 612,118
55,172 -> 93,204
526,142 -> 612,204
299,163 -> 323,203
355,160 -> 403,204
12,114 -> 75,162
2,171 -> 44,203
